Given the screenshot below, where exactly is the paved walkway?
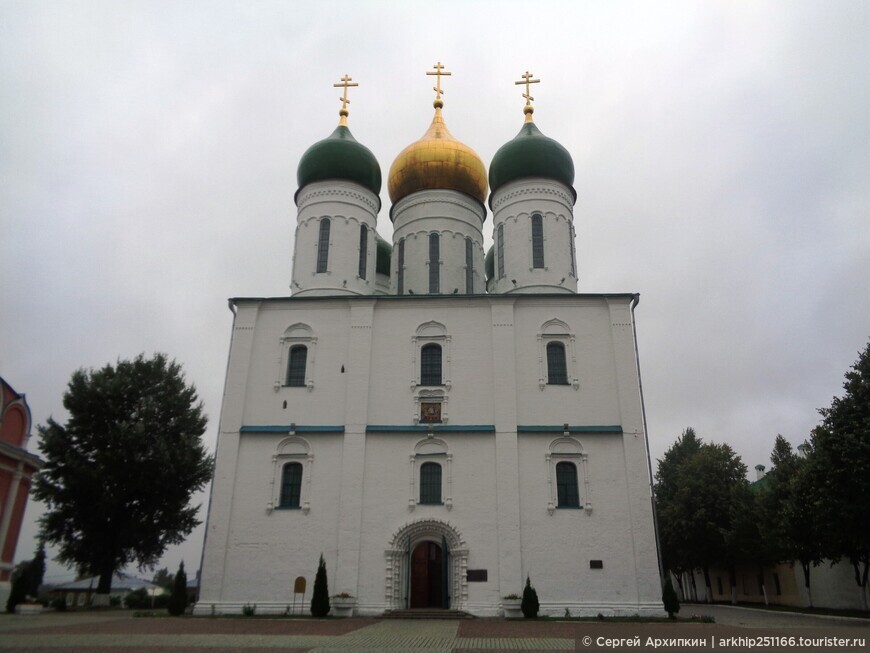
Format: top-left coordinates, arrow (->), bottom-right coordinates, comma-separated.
0,609 -> 867,652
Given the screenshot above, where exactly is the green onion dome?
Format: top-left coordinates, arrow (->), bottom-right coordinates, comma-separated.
488,120 -> 575,206
485,245 -> 494,282
376,234 -> 392,276
296,125 -> 382,204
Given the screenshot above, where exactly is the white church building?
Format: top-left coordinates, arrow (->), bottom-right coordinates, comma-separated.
196,68 -> 662,617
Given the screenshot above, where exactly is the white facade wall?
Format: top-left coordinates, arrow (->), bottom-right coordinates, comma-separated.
390,189 -> 487,295
196,294 -> 662,617
292,181 -> 381,296
489,178 -> 578,294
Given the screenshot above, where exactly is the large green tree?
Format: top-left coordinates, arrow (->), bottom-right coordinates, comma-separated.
654,428 -> 703,597
33,353 -> 212,602
757,435 -> 823,605
655,430 -> 749,603
809,341 -> 870,592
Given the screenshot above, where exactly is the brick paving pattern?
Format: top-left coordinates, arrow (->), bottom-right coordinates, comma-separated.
0,608 -> 867,652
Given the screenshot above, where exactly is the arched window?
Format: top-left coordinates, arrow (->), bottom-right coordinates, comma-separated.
419,462 -> 442,504
568,222 -> 576,277
316,219 -> 330,273
546,342 -> 569,385
420,343 -> 442,385
531,213 -> 544,268
358,225 -> 368,279
428,232 -> 440,294
279,462 -> 303,508
556,461 -> 580,508
497,223 -> 505,279
286,345 -> 308,387
397,238 -> 405,295
465,237 -> 473,294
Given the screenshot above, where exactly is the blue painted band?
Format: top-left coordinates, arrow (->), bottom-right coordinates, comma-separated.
366,425 -> 496,433
240,425 -> 345,434
517,425 -> 623,434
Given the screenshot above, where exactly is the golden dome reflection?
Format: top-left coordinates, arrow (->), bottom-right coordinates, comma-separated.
387,104 -> 488,205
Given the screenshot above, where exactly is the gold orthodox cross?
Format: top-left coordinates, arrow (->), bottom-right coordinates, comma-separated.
515,70 -> 540,107
334,74 -> 358,121
427,61 -> 452,101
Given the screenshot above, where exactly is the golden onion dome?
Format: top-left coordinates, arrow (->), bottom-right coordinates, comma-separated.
388,101 -> 488,206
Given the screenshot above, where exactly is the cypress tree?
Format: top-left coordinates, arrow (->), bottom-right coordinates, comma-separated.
5,567 -> 28,613
310,554 -> 330,617
521,575 -> 539,618
662,576 -> 680,619
167,561 -> 188,616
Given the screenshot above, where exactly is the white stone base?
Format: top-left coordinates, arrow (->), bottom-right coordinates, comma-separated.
14,603 -> 43,615
192,599 -> 665,618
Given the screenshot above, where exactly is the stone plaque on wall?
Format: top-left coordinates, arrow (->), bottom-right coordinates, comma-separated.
466,569 -> 488,582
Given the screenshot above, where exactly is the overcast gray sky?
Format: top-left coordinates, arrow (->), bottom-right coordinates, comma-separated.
2,1 -> 868,584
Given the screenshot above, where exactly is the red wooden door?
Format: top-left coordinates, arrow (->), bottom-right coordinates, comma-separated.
410,542 -> 442,608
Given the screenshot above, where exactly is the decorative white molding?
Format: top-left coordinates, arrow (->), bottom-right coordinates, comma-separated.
268,436 -> 313,515
410,322 -> 452,403
545,436 -> 590,514
277,325 -> 317,391
537,319 -> 579,390
392,189 -> 486,224
384,518 -> 468,611
408,438 -> 452,510
296,185 -> 380,214
490,181 -> 574,213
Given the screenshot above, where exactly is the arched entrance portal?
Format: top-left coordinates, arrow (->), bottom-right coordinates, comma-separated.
385,519 -> 468,612
410,541 -> 444,608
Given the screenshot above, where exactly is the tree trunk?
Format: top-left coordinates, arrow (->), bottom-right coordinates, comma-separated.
93,561 -> 114,607
758,565 -> 768,606
855,560 -> 869,611
689,570 -> 698,602
702,566 -> 712,603
800,560 -> 812,608
729,567 -> 737,605
674,572 -> 685,601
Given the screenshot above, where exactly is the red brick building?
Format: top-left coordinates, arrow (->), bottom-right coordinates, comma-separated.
0,377 -> 42,607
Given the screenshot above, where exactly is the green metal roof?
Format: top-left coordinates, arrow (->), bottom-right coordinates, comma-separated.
488,122 -> 575,203
297,125 -> 382,199
376,234 -> 392,277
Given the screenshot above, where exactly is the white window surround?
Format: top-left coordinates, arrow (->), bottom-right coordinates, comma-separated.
537,318 -> 579,391
545,436 -> 591,515
408,436 -> 452,512
412,388 -> 449,425
267,436 -> 313,515
276,323 -> 317,391
410,321 -> 452,390
411,321 -> 451,424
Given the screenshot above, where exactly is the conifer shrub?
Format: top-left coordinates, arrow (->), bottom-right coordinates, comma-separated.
662,576 -> 680,619
5,571 -> 28,613
167,561 -> 188,616
310,554 -> 331,617
521,575 -> 539,618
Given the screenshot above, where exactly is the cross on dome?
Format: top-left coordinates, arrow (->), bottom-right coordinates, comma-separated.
334,74 -> 359,125
514,70 -> 540,122
426,61 -> 452,108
